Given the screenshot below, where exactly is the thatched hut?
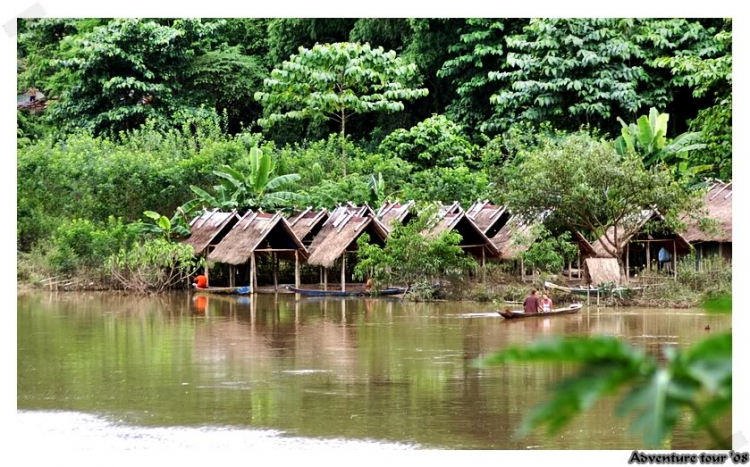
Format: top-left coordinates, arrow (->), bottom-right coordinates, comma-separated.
183,210 -> 242,282
589,210 -> 691,279
286,208 -> 329,246
467,201 -> 511,237
376,200 -> 415,230
681,181 -> 732,266
208,212 -> 307,292
584,258 -> 622,287
306,209 -> 389,291
425,206 -> 499,265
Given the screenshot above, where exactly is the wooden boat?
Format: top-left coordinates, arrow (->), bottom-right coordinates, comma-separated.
286,286 -> 407,297
544,281 -> 642,296
498,303 -> 583,319
194,286 -> 251,295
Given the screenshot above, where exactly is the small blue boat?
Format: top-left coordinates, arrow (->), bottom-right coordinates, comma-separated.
286,286 -> 407,297
194,286 -> 251,295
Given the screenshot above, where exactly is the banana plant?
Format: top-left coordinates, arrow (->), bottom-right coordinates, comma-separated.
614,108 -> 709,179
199,147 -> 304,211
368,172 -> 401,208
137,199 -> 200,241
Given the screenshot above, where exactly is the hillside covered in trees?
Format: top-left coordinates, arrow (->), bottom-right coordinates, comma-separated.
17,18 -> 732,283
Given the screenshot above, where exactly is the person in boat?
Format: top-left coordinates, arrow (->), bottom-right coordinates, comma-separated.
365,277 -> 373,292
540,294 -> 553,313
523,289 -> 542,314
192,274 -> 208,289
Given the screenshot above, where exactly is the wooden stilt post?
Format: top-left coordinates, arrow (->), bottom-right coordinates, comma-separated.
646,241 -> 651,272
273,252 -> 278,291
204,251 -> 210,286
577,250 -> 581,279
481,248 -> 486,283
229,265 -> 235,288
568,260 -> 572,281
341,252 -> 346,292
625,242 -> 630,284
323,268 -> 328,291
673,239 -> 677,280
587,287 -> 590,306
250,251 -> 256,294
295,250 -> 300,288
520,257 -> 525,282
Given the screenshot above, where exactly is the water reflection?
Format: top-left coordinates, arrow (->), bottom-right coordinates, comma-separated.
17,292 -> 730,449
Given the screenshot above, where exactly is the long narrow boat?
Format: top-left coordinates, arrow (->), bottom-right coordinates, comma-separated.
194,286 -> 251,295
286,286 -> 407,297
544,281 -> 642,296
498,303 -> 583,319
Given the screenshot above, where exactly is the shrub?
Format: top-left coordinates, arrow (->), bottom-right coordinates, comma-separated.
107,239 -> 203,293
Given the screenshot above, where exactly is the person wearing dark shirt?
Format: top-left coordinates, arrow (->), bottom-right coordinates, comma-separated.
523,289 -> 541,314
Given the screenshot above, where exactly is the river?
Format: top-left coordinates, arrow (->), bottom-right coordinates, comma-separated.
16,291 -> 731,449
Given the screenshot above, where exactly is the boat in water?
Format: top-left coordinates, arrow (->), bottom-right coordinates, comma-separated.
286,286 -> 407,297
193,286 -> 251,295
543,281 -> 642,296
498,303 -> 583,319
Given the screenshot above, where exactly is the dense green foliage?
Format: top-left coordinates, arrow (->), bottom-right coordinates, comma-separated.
17,18 -> 732,292
480,331 -> 731,448
501,131 -> 703,258
354,206 -> 476,297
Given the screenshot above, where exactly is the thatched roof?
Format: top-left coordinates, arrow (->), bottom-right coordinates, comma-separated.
376,200 -> 415,230
306,211 -> 389,269
208,212 -> 307,265
681,181 -> 732,243
491,216 -> 541,260
584,258 -> 622,286
467,201 -> 510,237
590,210 -> 691,258
286,208 -> 329,243
328,202 -> 376,220
425,207 -> 499,257
183,209 -> 240,256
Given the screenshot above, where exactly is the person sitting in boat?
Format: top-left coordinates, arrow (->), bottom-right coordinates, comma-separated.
365,277 -> 373,292
192,274 -> 208,289
540,294 -> 553,313
523,289 -> 541,314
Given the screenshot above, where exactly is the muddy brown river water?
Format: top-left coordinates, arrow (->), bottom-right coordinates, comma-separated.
17,292 -> 731,449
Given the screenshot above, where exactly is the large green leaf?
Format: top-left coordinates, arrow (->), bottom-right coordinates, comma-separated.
190,185 -> 219,207
143,211 -> 161,221
265,173 -> 301,191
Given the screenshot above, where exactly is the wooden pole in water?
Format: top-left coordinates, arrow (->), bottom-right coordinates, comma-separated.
587,287 -> 590,306
673,239 -> 677,280
341,252 -> 346,292
250,251 -> 256,294
229,265 -> 235,288
520,257 -> 525,282
577,249 -> 581,279
273,252 -> 278,291
646,241 -> 651,272
323,268 -> 328,291
295,250 -> 300,288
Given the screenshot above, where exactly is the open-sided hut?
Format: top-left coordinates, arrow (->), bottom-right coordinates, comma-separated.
490,216 -> 542,280
584,258 -> 622,287
467,201 -> 511,237
306,209 -> 389,291
589,210 -> 691,279
681,181 -> 732,266
208,212 -> 308,293
425,206 -> 499,267
376,200 -> 415,230
286,208 -> 329,246
183,210 -> 242,283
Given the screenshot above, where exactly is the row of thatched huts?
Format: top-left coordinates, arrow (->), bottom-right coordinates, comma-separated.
183,181 -> 731,290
